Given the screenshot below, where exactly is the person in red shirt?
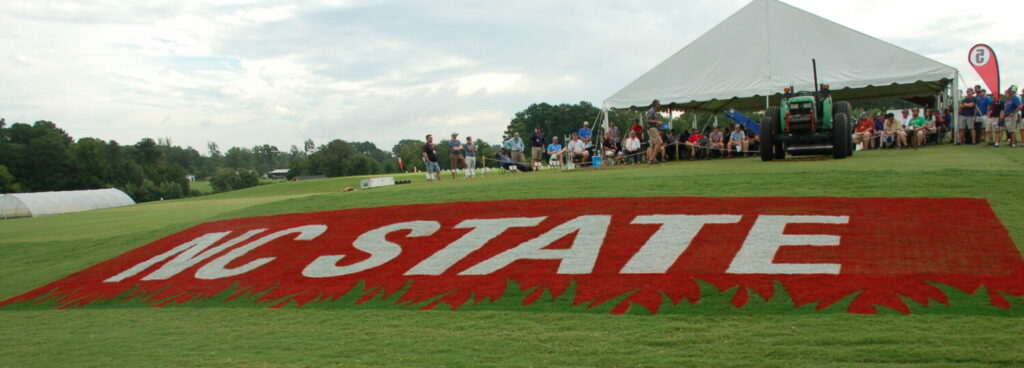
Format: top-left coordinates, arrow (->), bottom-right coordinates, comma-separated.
685,129 -> 704,159
630,118 -> 644,140
852,114 -> 875,149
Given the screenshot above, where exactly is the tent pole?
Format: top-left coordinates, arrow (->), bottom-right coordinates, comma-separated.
952,74 -> 959,143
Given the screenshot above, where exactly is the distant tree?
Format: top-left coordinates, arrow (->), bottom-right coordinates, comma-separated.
0,165 -> 21,193
207,141 -> 221,158
210,168 -> 258,193
310,140 -> 356,177
505,101 -> 601,145
133,138 -> 161,166
304,139 -> 316,154
391,139 -> 426,172
69,137 -> 111,188
224,147 -> 255,169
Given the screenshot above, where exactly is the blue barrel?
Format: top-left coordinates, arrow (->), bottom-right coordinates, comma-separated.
592,156 -> 602,168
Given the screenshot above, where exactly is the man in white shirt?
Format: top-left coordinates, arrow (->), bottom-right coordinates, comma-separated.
568,132 -> 589,163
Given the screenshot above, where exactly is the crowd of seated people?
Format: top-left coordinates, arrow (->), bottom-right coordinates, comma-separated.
511,87 -> 1023,171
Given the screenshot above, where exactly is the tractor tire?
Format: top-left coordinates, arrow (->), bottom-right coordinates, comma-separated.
832,112 -> 850,159
760,107 -> 779,161
835,101 -> 855,157
834,101 -> 852,117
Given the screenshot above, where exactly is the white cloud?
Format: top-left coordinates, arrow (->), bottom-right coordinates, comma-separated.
2,0 -> 1022,152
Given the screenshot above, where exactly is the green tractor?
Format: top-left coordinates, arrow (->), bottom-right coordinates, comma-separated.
760,61 -> 854,161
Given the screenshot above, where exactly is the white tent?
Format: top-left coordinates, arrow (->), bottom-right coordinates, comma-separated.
0,188 -> 135,219
604,0 -> 959,113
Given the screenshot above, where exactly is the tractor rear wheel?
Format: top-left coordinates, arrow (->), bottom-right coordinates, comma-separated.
832,112 -> 850,159
760,107 -> 779,161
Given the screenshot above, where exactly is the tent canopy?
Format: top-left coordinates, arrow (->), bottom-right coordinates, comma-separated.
604,0 -> 958,112
0,188 -> 135,219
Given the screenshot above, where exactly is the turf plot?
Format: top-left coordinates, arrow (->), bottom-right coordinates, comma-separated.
1,145 -> 1022,367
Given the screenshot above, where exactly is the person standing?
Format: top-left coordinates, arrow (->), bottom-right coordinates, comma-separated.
448,132 -> 467,179
529,126 -> 545,168
422,134 -> 441,182
999,86 -> 1022,147
645,100 -> 664,163
989,95 -> 1005,147
958,89 -> 978,144
608,123 -> 622,146
464,136 -> 477,178
503,132 -> 526,165
975,90 -> 994,144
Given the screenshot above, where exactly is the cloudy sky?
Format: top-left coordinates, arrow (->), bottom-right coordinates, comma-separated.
2,0 -> 1021,153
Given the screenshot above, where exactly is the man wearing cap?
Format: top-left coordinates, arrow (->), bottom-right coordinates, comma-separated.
578,122 -> 593,142
503,132 -> 526,165
529,126 -> 545,168
958,89 -> 978,144
999,86 -> 1022,147
448,132 -> 467,180
645,100 -> 664,163
422,134 -> 441,182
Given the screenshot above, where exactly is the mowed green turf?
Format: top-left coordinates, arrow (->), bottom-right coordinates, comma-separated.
1,145 -> 1022,367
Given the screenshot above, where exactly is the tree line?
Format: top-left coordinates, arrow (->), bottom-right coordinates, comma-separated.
0,118 -> 515,202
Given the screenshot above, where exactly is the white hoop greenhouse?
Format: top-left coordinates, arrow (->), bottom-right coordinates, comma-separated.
0,188 -> 135,219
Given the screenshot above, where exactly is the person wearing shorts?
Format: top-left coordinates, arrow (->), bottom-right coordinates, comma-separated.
1000,86 -> 1022,147
464,136 -> 477,178
645,99 -> 664,163
529,126 -> 545,168
422,134 -> 441,182
975,90 -> 994,144
448,132 -> 467,179
958,89 -> 977,144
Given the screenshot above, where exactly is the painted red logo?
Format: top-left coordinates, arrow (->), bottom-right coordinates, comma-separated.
3,197 -> 1022,314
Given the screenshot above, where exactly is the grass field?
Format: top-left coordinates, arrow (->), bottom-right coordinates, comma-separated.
2,145 -> 1023,367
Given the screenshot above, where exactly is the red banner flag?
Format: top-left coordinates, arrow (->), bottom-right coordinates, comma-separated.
398,157 -> 404,170
969,44 -> 1000,94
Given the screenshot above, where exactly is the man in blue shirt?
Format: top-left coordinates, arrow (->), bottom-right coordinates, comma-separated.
999,86 -> 1022,147
503,132 -> 526,165
578,122 -> 592,142
975,90 -> 994,144
546,137 -> 565,167
941,109 -> 953,143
